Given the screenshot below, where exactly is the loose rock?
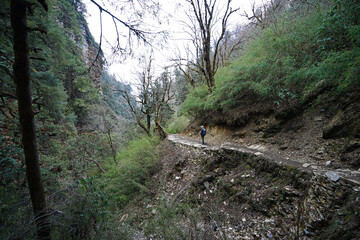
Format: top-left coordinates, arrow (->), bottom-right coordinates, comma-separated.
325,171 -> 340,182
303,163 -> 311,168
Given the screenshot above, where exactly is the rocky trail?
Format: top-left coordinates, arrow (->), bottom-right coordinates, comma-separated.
141,133 -> 360,239
121,133 -> 360,239
168,134 -> 360,190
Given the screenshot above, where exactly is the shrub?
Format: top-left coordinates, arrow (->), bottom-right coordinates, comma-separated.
165,114 -> 190,134
50,177 -> 110,240
0,130 -> 28,240
101,135 -> 160,207
180,84 -> 210,117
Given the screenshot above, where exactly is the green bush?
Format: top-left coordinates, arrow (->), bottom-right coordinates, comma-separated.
310,48 -> 360,91
210,9 -> 325,107
101,135 -> 160,207
0,130 -> 28,240
165,114 -> 190,134
317,0 -> 360,52
51,177 -> 110,240
180,84 -> 210,117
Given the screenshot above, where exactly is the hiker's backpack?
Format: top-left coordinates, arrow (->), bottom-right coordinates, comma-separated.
201,128 -> 206,136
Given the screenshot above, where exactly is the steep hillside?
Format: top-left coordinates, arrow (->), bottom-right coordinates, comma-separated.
180,0 -> 360,173
0,0 -> 131,131
116,135 -> 359,239
183,90 -> 360,172
0,1 -> 132,238
182,0 -> 360,135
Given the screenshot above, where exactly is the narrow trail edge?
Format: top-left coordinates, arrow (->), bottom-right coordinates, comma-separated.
167,134 -> 360,190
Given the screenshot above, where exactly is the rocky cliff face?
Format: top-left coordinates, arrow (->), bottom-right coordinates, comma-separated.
54,0 -> 103,92
80,23 -> 103,91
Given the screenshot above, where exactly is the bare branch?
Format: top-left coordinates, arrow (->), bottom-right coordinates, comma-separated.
26,26 -> 47,34
212,0 -> 239,74
89,0 -> 149,41
84,157 -> 106,173
29,56 -> 46,61
0,94 -> 17,120
180,0 -> 240,90
115,88 -> 151,135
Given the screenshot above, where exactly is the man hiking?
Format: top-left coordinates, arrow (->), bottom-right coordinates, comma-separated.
200,125 -> 206,145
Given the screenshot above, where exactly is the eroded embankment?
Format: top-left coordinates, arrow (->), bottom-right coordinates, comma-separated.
149,135 -> 360,239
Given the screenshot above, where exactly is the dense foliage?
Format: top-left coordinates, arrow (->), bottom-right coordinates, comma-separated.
0,0 -> 139,238
182,0 -> 360,125
101,72 -> 133,120
100,135 -> 160,207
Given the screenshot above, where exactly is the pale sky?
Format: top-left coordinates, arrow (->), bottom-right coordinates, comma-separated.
82,0 -> 265,85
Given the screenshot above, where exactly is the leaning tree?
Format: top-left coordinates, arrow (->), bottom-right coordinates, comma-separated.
10,0 -> 51,239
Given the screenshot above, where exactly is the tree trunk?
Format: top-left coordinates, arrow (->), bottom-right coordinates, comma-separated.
107,128 -> 117,164
203,33 -> 214,89
10,1 -> 51,239
154,112 -> 167,140
146,109 -> 151,132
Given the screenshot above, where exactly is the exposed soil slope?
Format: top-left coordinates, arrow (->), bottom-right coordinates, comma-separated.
184,95 -> 360,173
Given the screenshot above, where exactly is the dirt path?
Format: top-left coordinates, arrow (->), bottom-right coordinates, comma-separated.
168,134 -> 360,189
